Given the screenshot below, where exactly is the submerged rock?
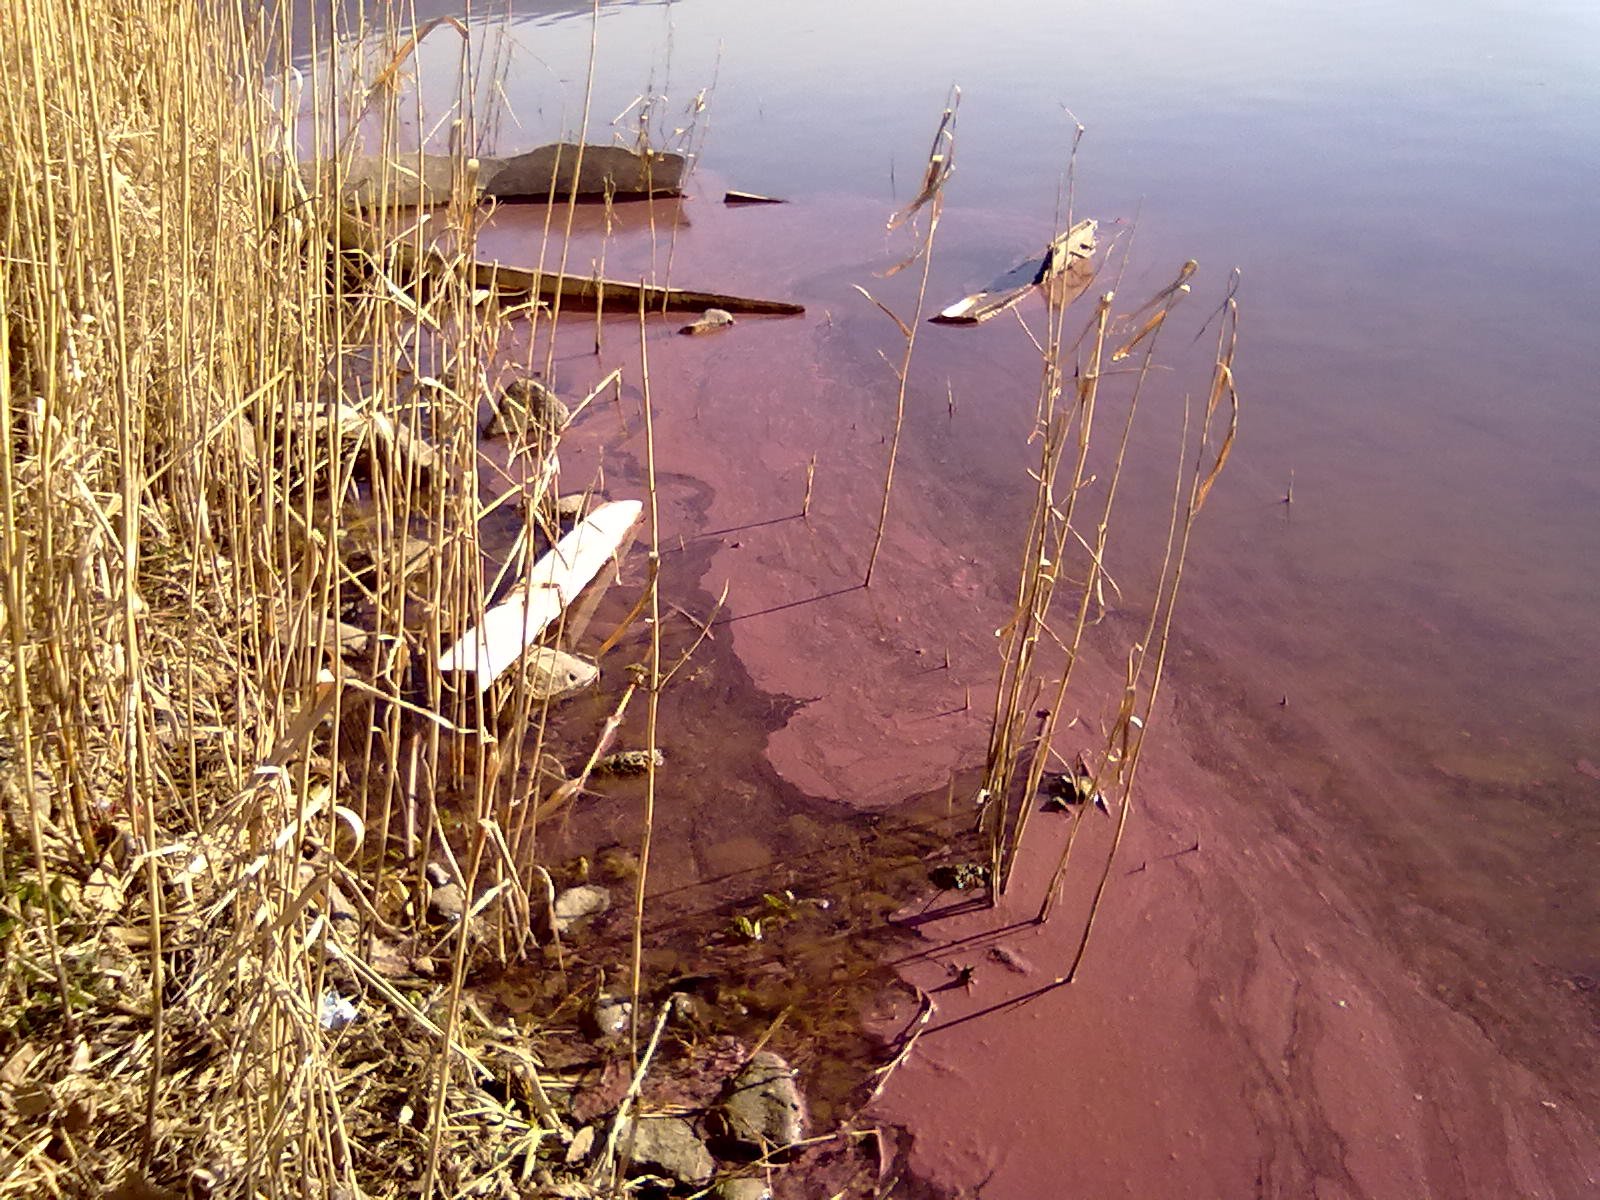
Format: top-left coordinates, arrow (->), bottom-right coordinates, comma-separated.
585,992 -> 631,1039
679,308 -> 735,336
714,1179 -> 772,1200
555,492 -> 592,520
553,884 -> 612,933
484,376 -> 570,439
717,1050 -> 806,1152
620,1115 -> 715,1185
514,647 -> 599,701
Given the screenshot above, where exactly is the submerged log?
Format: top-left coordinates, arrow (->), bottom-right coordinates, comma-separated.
330,209 -> 805,316
303,143 -> 687,208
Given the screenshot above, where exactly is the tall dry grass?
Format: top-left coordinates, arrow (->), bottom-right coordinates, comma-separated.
0,0 -> 1240,1192
0,1 -> 588,1195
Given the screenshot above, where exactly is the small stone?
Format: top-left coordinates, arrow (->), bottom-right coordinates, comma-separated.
714,1180 -> 772,1200
553,884 -> 611,933
428,881 -> 466,925
620,1115 -> 715,1185
564,1124 -> 596,1166
515,648 -> 599,701
718,1050 -> 806,1152
555,492 -> 591,519
679,308 -> 735,336
585,993 -> 632,1039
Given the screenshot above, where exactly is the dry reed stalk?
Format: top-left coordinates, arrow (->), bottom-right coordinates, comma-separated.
1048,285 -> 1240,969
0,1 -> 589,1194
860,90 -> 958,587
627,286 -> 664,1064
1001,261 -> 1196,888
964,121 -> 1239,950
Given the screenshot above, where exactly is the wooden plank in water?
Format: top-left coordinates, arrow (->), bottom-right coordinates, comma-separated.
304,143 -> 687,208
331,210 -> 805,316
931,218 -> 1097,325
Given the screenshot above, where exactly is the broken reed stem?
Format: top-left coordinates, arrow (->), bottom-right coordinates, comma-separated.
868,987 -> 935,1101
802,452 -> 817,518
629,284 -> 664,1064
538,0 -> 604,382
864,94 -> 957,587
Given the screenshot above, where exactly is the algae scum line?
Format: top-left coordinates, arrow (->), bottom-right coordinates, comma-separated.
7,1 -> 1599,1199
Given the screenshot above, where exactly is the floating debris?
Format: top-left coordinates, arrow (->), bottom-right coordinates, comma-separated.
593,748 -> 665,777
303,143 -> 687,208
928,861 -> 989,891
679,308 -> 735,336
723,190 -> 785,205
1042,751 -> 1103,811
932,218 -> 1097,324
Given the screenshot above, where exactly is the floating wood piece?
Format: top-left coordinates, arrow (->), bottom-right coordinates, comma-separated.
303,143 -> 687,208
678,308 -> 734,336
723,190 -> 785,205
330,210 -> 805,316
438,500 -> 642,691
931,218 -> 1097,325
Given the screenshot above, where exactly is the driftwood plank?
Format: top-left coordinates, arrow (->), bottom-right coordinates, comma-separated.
932,218 -> 1097,325
330,210 -> 805,316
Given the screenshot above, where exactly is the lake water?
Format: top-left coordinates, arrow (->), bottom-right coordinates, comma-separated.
311,0 -> 1600,1194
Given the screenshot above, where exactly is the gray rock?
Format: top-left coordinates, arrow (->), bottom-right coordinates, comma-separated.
714,1179 -> 772,1200
516,648 -> 599,701
585,992 -> 632,1039
553,884 -> 611,933
679,308 -> 735,336
718,1051 -> 806,1151
555,492 -> 591,520
620,1115 -> 714,1185
485,376 -> 570,439
427,881 -> 466,925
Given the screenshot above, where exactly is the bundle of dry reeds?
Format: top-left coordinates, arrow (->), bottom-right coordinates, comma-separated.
0,1 -> 627,1195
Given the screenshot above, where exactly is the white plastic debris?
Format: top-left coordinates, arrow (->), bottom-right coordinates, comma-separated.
319,990 -> 358,1030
